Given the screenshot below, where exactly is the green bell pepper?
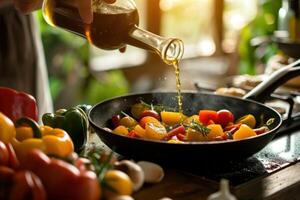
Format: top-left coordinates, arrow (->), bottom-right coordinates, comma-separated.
42,105 -> 90,153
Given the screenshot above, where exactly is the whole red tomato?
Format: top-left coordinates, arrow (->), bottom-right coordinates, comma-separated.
217,110 -> 234,127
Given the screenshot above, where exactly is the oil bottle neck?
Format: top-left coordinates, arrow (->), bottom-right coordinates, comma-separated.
128,26 -> 184,65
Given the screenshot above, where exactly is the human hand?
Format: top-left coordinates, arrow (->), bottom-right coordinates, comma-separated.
12,0 -> 43,14
76,0 -> 125,52
11,0 -> 115,22
77,0 -> 116,24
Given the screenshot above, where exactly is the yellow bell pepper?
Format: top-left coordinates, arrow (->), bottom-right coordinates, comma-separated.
0,112 -> 16,143
160,111 -> 187,126
13,117 -> 74,158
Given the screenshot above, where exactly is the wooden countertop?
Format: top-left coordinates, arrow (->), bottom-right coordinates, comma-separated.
89,132 -> 300,200
133,163 -> 300,200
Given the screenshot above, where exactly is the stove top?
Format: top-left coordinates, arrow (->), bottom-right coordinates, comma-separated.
179,129 -> 300,186
179,86 -> 300,186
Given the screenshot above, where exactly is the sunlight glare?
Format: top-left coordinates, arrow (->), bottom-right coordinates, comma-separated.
196,38 -> 215,56
160,0 -> 181,11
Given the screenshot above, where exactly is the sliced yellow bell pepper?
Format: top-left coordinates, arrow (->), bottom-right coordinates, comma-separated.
13,117 -> 74,158
160,111 -> 187,126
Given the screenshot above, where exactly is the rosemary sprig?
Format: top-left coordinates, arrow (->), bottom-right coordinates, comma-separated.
121,111 -> 130,117
140,100 -> 175,112
187,120 -> 210,136
83,145 -> 115,182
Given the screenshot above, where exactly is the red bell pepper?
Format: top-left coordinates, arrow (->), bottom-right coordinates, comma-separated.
199,110 -> 218,125
162,125 -> 186,141
9,170 -> 47,200
20,150 -> 101,200
0,87 -> 38,122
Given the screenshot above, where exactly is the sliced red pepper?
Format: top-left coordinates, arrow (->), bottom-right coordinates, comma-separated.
128,130 -> 139,138
224,123 -> 241,132
199,110 -> 218,125
162,125 -> 185,141
0,87 -> 38,122
177,133 -> 186,141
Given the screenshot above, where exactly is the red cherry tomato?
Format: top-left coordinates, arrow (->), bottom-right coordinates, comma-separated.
111,115 -> 121,128
199,110 -> 218,125
140,110 -> 161,121
216,109 -> 234,127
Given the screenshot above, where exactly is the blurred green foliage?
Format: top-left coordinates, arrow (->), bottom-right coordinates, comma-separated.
238,0 -> 282,75
36,11 -> 129,109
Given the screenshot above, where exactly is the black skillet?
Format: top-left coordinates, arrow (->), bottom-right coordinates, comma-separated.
89,59 -> 300,163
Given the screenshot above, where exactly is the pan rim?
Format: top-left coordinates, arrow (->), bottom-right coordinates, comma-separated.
88,91 -> 283,145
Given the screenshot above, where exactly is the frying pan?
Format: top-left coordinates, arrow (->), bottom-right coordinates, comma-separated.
89,59 -> 300,163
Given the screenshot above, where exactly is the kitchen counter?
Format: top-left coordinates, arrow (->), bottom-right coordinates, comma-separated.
89,126 -> 300,200
133,163 -> 300,200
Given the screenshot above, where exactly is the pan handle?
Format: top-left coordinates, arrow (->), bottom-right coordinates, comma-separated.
243,59 -> 300,102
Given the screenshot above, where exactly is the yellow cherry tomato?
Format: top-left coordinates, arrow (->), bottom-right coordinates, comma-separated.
145,121 -> 167,140
119,116 -> 138,128
233,124 -> 257,140
236,114 -> 256,128
139,116 -> 159,128
131,103 -> 147,119
103,170 -> 133,199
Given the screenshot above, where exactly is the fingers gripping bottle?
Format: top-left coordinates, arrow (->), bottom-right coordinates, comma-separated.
42,0 -> 183,64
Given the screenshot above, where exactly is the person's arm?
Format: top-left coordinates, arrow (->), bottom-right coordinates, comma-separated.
7,0 -> 116,24
10,0 -> 42,13
7,0 -> 125,51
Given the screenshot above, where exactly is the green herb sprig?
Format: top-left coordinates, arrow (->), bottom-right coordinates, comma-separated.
82,145 -> 115,182
140,100 -> 176,112
187,121 -> 210,136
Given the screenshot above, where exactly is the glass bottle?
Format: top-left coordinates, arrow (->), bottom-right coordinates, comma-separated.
207,179 -> 237,200
42,0 -> 184,64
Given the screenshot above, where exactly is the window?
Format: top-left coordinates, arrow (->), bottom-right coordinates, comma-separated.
90,0 -> 258,68
40,0 -> 261,107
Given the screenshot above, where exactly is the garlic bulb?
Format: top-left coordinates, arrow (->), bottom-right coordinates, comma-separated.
137,161 -> 164,183
114,160 -> 145,191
